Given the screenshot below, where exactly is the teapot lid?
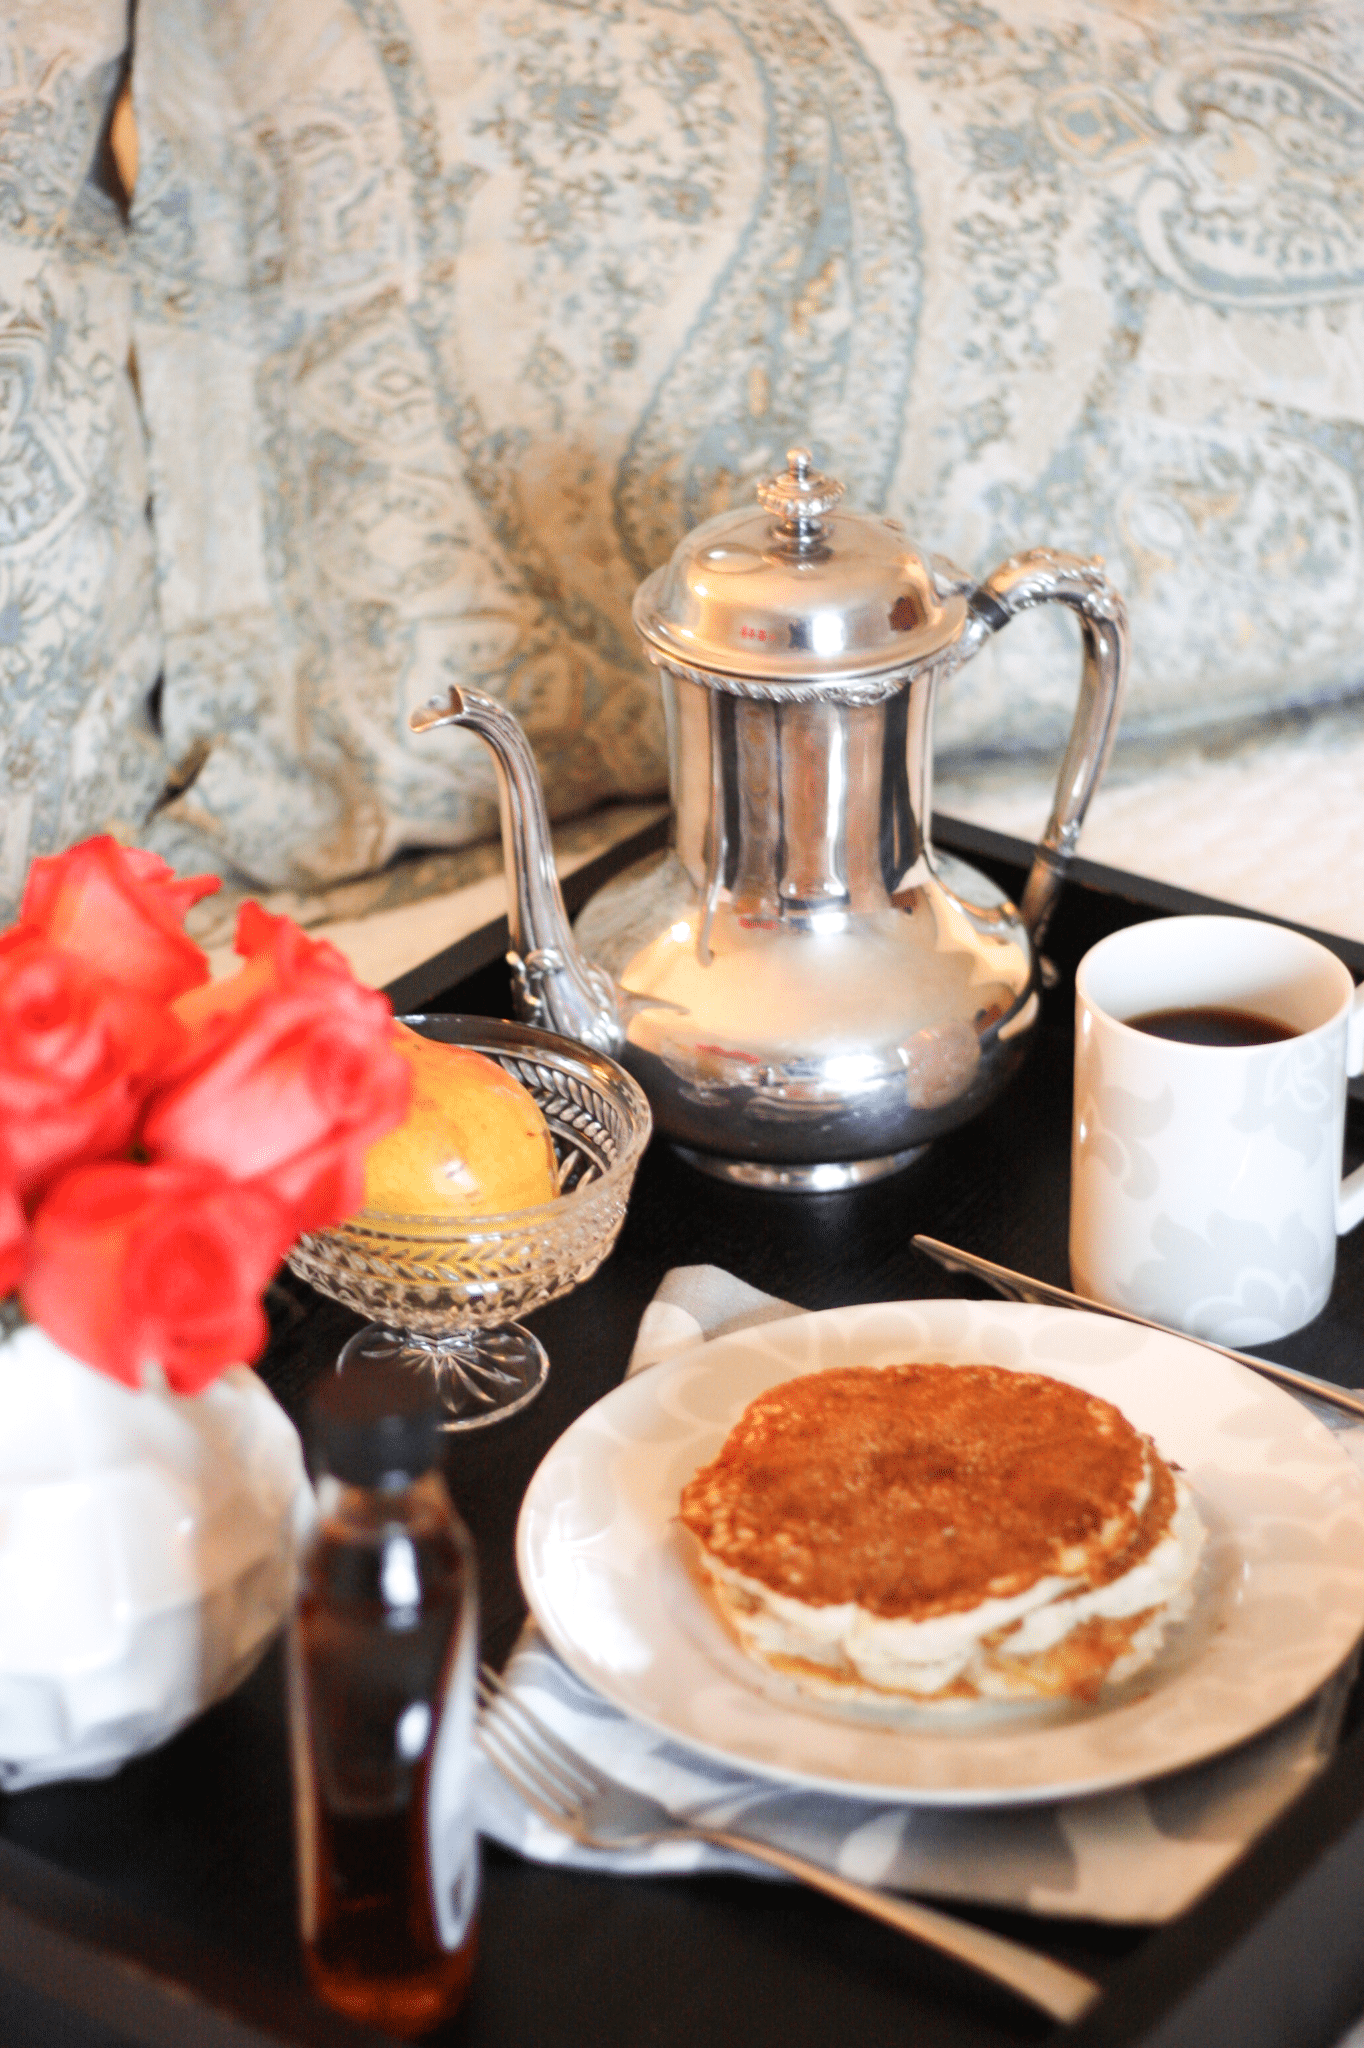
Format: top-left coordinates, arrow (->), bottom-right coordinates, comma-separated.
632,447 -> 967,692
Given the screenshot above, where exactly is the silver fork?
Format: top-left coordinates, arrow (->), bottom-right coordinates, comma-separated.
476,1664 -> 1099,2024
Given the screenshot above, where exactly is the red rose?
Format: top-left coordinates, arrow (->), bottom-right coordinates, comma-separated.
1,836 -> 219,1003
0,1147 -> 27,1298
143,904 -> 410,1233
21,1161 -> 295,1392
0,937 -> 187,1199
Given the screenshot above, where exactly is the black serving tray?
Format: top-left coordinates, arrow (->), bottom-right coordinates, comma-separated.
4,816 -> 1364,2048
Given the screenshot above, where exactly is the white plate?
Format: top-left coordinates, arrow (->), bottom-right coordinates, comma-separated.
517,1299 -> 1364,1805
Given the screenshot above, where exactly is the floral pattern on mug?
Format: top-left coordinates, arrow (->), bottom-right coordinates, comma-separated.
1230,1038 -> 1338,1169
1122,1211 -> 1333,1349
1074,1044 -> 1175,1201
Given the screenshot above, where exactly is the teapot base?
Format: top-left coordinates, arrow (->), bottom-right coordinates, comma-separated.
671,1143 -> 927,1194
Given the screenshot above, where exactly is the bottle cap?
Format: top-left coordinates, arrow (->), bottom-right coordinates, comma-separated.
309,1328 -> 444,1486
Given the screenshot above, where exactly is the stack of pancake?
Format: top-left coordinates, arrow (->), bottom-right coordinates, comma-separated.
679,1362 -> 1205,1705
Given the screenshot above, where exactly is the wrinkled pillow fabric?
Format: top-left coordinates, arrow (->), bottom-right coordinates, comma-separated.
13,1 -> 1364,905
130,0 -> 1364,894
0,2 -> 165,922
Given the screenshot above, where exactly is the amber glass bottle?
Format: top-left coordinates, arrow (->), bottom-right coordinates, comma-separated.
288,1339 -> 479,2037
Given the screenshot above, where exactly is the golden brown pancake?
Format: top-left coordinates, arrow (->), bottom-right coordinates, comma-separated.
680,1362 -> 1203,1705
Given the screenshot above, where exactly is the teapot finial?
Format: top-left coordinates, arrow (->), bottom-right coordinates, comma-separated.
756,445 -> 845,544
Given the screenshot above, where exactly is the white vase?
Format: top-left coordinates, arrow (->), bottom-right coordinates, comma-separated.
0,1320 -> 313,1792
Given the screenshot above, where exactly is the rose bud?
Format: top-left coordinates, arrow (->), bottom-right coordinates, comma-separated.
0,937 -> 188,1200
144,904 -> 410,1235
172,901 -> 355,1037
1,836 -> 219,1004
21,1161 -> 295,1393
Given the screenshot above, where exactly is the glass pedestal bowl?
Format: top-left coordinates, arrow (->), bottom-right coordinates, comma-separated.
286,1015 -> 652,1429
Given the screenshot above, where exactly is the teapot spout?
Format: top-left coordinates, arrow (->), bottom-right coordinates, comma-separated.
409,687 -> 623,1055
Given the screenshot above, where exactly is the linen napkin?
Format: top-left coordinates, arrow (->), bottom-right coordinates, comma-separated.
471,1267 -> 1364,1925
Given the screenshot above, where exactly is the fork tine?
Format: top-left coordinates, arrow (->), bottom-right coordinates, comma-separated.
476,1718 -> 581,1834
478,1663 -> 607,1799
476,1705 -> 567,1805
477,1694 -> 587,1814
477,1669 -> 586,1789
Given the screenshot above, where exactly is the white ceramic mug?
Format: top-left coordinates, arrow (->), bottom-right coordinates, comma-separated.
1071,916 -> 1364,1346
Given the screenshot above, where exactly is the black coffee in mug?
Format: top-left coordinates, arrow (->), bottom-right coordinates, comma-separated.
1126,1005 -> 1296,1047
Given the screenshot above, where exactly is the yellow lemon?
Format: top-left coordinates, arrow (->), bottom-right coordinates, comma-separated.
363,1024 -> 558,1217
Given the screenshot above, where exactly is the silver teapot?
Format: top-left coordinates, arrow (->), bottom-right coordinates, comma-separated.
412,448 -> 1127,1190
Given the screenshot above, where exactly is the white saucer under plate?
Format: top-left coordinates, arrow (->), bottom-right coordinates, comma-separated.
517,1299 -> 1364,1806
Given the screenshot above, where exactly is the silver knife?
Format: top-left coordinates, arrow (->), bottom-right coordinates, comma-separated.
911,1234 -> 1364,1423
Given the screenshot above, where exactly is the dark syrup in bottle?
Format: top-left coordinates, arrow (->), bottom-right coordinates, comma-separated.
289,1333 -> 479,2037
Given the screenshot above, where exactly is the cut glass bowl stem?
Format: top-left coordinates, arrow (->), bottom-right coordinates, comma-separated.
338,1323 -> 550,1431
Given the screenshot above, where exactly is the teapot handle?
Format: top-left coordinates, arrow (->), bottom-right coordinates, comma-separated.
960,549 -> 1128,948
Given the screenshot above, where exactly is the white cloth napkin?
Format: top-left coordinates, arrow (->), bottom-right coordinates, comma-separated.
472,1266 -> 1364,1925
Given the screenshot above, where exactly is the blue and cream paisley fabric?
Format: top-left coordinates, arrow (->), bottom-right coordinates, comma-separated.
0,1 -> 164,916
5,0 -> 1364,905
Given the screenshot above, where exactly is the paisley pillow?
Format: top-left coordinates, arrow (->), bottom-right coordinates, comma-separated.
117,0 -> 1364,892
0,2 -> 164,922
